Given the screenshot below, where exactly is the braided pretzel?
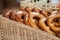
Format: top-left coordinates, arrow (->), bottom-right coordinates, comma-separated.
47,14 -> 60,32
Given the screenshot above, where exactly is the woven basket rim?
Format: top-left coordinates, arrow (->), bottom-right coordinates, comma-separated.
0,15 -> 60,39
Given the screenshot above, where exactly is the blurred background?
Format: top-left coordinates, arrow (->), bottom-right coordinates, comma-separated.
0,0 -> 20,14
0,0 -> 60,14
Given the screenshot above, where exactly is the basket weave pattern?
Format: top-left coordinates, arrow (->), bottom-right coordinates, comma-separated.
0,15 -> 60,40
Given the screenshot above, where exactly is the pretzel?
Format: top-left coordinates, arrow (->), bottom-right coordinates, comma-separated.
32,7 -> 40,13
47,14 -> 60,32
3,9 -> 12,18
24,14 -> 31,26
43,8 -> 53,13
25,6 -> 32,13
28,12 -> 44,29
53,22 -> 60,27
40,10 -> 48,18
19,6 -> 25,11
38,17 -> 55,35
40,10 -> 58,18
15,11 -> 28,23
9,11 -> 17,20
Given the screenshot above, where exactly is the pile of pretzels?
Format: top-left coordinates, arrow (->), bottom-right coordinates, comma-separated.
2,6 -> 60,38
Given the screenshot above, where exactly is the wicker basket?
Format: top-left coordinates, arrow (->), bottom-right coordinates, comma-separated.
0,15 -> 60,40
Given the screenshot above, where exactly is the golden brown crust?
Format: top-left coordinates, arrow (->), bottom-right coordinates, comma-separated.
28,13 -> 44,29
25,6 -> 32,13
9,11 -> 16,20
19,6 -> 25,11
32,7 -> 40,13
47,14 -> 60,32
24,14 -> 31,26
40,10 -> 48,18
38,17 -> 55,35
2,9 -> 12,18
15,11 -> 28,23
40,9 -> 53,18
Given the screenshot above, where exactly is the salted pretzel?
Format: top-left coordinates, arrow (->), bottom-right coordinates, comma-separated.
25,12 -> 40,26
32,7 -> 40,13
38,16 -> 55,35
40,10 -> 58,18
28,12 -> 45,29
40,10 -> 48,18
24,14 -> 31,26
19,6 -> 25,11
15,11 -> 30,26
9,11 -> 17,20
47,14 -> 60,32
2,9 -> 13,18
42,9 -> 53,17
25,6 -> 32,13
43,8 -> 53,14
15,11 -> 28,23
